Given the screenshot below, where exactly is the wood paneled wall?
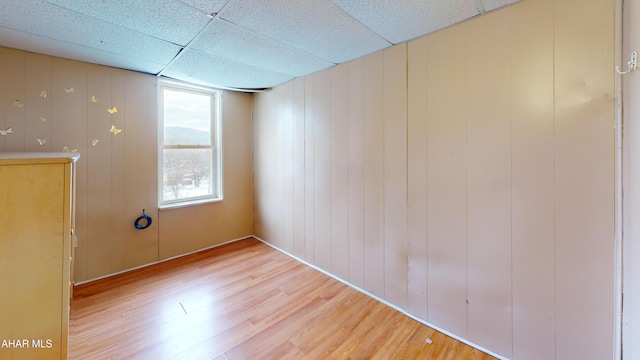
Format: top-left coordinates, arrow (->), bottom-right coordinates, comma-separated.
252,0 -> 616,358
623,0 -> 640,358
159,90 -> 254,260
0,47 -> 253,282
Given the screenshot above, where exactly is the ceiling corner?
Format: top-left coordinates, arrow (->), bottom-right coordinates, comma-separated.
473,0 -> 487,14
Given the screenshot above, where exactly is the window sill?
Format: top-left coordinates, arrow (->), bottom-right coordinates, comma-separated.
159,197 -> 223,210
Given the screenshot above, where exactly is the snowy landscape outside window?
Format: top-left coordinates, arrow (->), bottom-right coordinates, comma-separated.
159,80 -> 222,208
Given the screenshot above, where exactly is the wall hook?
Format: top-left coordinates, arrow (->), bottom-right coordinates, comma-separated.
616,51 -> 637,75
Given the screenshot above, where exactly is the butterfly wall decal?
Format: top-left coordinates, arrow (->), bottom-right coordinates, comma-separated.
110,125 -> 122,135
62,146 -> 78,153
91,139 -> 99,146
40,90 -> 47,98
64,87 -> 75,94
107,106 -> 117,114
13,100 -> 25,109
91,96 -> 98,103
0,127 -> 12,136
36,138 -> 46,146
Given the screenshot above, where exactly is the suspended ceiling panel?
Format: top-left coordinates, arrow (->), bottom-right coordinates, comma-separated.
161,48 -> 295,89
0,27 -> 169,73
191,18 -> 335,77
0,0 -> 181,65
178,0 -> 230,15
44,0 -> 212,46
480,0 -> 520,11
332,0 -> 481,44
0,0 -> 522,90
216,0 -> 392,64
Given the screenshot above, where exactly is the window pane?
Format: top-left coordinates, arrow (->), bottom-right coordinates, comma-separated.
162,148 -> 214,201
163,89 -> 211,146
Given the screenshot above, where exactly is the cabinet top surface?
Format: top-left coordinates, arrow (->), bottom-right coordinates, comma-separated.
0,152 -> 80,164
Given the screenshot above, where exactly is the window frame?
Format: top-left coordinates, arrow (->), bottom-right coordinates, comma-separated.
158,79 -> 223,209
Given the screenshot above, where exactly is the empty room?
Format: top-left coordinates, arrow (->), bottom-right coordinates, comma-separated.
1,0 -> 640,359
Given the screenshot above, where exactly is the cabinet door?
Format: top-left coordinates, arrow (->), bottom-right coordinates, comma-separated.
0,163 -> 66,360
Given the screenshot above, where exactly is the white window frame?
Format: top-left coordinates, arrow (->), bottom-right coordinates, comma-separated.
158,79 -> 223,209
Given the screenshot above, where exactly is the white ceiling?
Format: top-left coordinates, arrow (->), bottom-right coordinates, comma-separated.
0,0 -> 520,91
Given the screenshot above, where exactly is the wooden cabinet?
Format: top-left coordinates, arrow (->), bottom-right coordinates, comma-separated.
0,153 -> 79,360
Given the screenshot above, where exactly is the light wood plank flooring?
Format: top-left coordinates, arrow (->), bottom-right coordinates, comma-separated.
70,237 -> 495,359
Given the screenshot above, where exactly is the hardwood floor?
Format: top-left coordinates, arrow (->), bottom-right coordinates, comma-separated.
70,238 -> 495,360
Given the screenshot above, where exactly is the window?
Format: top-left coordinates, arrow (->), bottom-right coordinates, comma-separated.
159,80 -> 222,208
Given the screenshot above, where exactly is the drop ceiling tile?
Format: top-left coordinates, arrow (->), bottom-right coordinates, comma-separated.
191,18 -> 334,77
332,0 -> 480,44
0,0 -> 181,65
481,0 -> 521,11
0,26 -> 168,73
162,49 -> 294,90
217,0 -> 391,64
43,0 -> 211,46
177,0 -> 230,15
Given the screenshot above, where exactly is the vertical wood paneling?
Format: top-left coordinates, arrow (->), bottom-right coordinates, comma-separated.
348,58 -> 365,289
554,0 -> 615,358
4,49 -> 25,152
362,51 -> 385,298
265,89 -> 279,246
188,202 -> 207,253
219,91 -> 254,240
124,73 -> 158,269
0,49 -> 5,152
304,76 -> 316,263
51,58 -> 90,282
407,36 -> 429,320
251,1 -> 617,358
24,54 -> 52,152
85,66 -> 113,280
159,208 -> 185,258
251,91 -> 277,244
292,77 -> 306,259
275,85 -> 284,250
623,0 -> 640,358
193,204 -> 218,250
178,92 -> 255,252
466,11 -> 512,357
1,47 -> 253,283
51,58 -> 87,153
182,206 -> 201,252
331,64 -> 350,280
157,80 -> 255,255
251,94 -> 265,240
110,70 -> 126,273
510,1 -> 556,359
313,71 -> 332,272
426,25 -> 468,336
72,64 -> 90,283
159,91 -> 253,260
282,82 -> 295,252
383,44 -> 408,309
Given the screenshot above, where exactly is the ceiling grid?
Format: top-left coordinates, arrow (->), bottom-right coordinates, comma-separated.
0,0 -> 521,90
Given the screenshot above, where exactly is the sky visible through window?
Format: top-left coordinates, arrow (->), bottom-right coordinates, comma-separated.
163,89 -> 211,132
